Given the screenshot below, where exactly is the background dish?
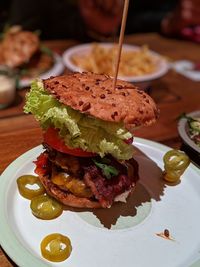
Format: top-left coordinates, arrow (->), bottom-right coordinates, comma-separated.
19,53 -> 65,88
0,138 -> 200,267
62,43 -> 169,84
178,110 -> 200,166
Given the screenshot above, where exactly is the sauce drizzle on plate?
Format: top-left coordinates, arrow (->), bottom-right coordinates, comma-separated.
156,229 -> 175,241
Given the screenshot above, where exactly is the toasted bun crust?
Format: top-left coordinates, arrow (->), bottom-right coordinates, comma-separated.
39,174 -> 101,209
43,72 -> 159,131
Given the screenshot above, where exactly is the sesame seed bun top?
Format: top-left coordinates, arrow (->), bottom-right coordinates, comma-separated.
43,72 -> 159,132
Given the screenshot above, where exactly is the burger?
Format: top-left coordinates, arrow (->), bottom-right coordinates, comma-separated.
24,72 -> 158,208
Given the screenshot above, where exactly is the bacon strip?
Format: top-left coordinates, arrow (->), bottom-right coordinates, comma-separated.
83,158 -> 139,208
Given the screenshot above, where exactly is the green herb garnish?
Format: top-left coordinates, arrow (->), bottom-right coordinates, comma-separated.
178,113 -> 196,122
40,45 -> 53,57
179,112 -> 200,147
92,158 -> 119,179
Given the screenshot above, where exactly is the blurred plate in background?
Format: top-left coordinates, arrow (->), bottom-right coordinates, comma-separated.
19,53 -> 65,88
178,110 -> 200,167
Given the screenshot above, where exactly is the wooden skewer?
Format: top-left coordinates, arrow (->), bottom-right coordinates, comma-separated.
113,0 -> 129,89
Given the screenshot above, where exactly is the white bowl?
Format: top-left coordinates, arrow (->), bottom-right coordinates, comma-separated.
62,43 -> 169,84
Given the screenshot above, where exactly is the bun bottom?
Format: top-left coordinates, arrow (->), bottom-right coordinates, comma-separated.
39,174 -> 102,209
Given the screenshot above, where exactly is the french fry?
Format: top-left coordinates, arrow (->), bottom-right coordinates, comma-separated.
71,44 -> 157,77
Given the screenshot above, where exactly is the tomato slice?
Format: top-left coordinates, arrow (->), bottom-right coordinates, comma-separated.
40,233 -> 72,262
124,136 -> 133,144
43,127 -> 96,157
30,194 -> 63,220
17,175 -> 45,200
34,152 -> 50,177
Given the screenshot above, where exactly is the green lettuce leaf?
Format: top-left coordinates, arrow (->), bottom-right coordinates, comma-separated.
24,80 -> 134,160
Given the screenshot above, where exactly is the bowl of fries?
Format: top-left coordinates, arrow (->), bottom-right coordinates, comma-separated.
62,43 -> 169,86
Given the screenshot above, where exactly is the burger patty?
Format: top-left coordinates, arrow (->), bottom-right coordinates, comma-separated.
35,145 -> 139,208
39,173 -> 101,208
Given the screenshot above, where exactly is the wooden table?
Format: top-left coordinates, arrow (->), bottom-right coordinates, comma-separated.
0,33 -> 200,266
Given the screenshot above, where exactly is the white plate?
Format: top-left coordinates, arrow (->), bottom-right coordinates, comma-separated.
19,53 -> 65,88
172,60 -> 200,81
178,110 -> 200,154
0,138 -> 200,267
62,43 -> 169,83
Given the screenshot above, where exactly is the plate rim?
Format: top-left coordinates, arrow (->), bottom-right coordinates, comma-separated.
0,138 -> 200,267
0,145 -> 47,267
18,53 -> 65,89
62,43 -> 169,83
178,110 -> 200,154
